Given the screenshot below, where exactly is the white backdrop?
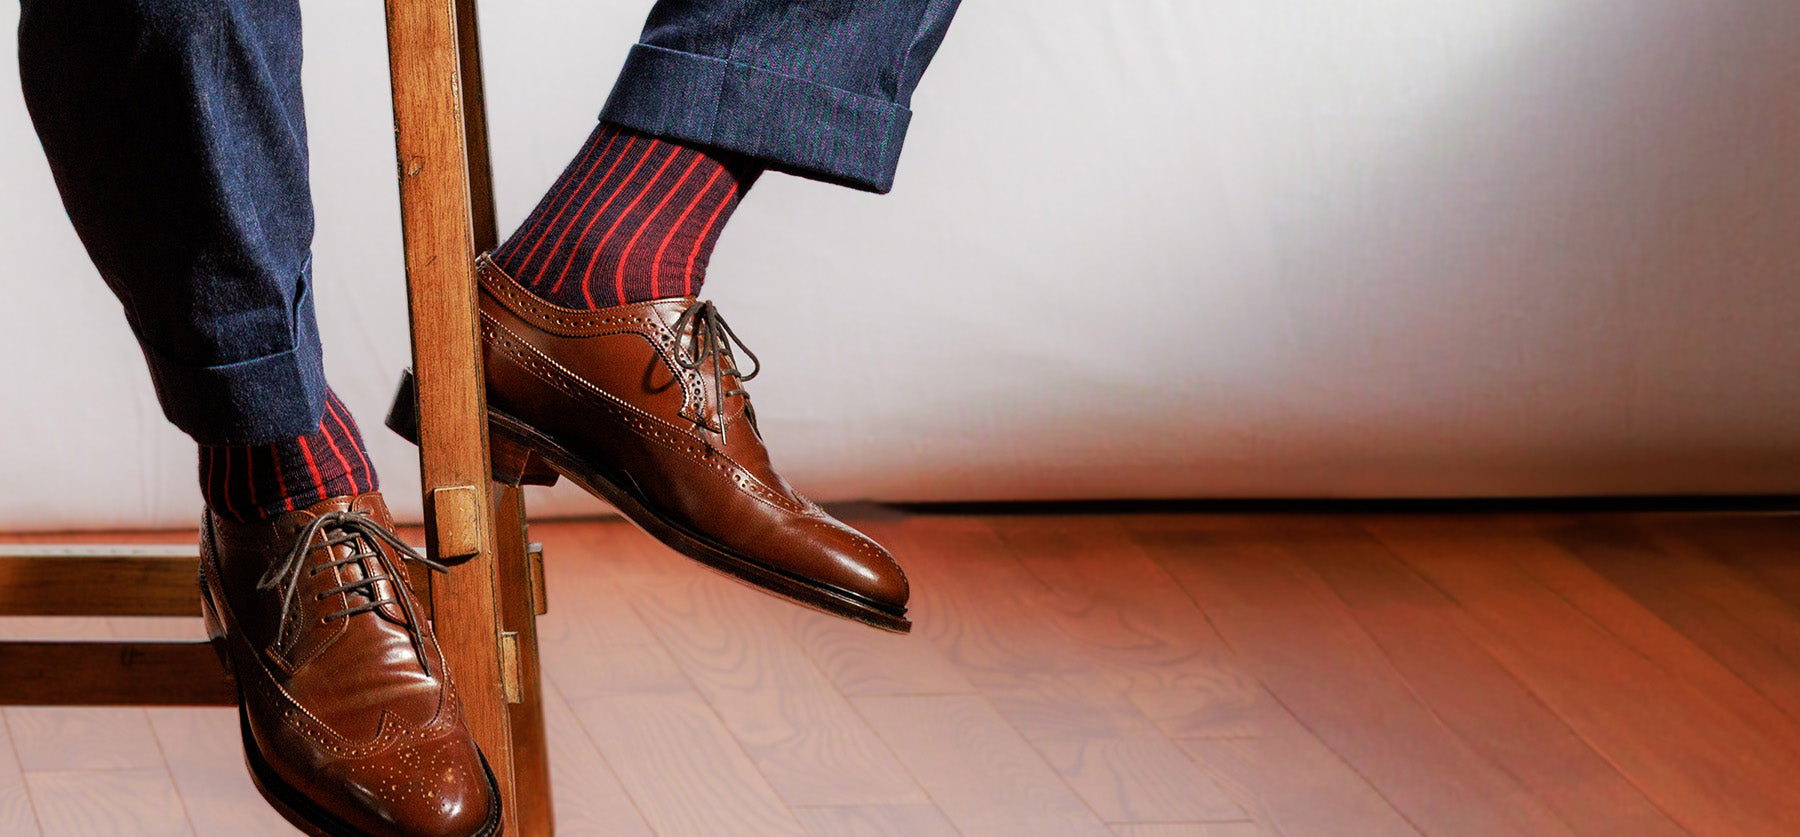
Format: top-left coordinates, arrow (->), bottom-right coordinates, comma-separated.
2,0 -> 1797,530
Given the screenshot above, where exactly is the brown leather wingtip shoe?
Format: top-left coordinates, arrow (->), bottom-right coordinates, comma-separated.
388,254 -> 911,633
199,493 -> 501,837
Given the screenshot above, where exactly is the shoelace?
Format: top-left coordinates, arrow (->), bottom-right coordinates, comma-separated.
256,510 -> 450,674
671,300 -> 760,445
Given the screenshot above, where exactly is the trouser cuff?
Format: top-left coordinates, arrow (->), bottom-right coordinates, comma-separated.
139,281 -> 327,446
601,44 -> 913,194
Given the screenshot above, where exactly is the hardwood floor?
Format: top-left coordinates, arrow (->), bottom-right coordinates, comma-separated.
1,509 -> 1797,835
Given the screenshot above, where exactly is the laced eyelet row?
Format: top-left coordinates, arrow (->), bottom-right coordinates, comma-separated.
256,511 -> 449,673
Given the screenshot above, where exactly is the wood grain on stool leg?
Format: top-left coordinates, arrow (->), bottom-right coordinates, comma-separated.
381,0 -> 525,832
494,485 -> 552,834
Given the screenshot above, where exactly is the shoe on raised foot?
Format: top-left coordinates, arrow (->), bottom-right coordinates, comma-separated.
388,253 -> 910,632
199,492 -> 501,837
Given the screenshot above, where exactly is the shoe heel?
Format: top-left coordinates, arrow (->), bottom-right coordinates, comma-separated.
489,426 -> 560,487
387,368 -> 560,487
385,368 -> 425,446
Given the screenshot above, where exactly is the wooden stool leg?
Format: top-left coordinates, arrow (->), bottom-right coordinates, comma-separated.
383,0 -> 553,834
495,485 -> 553,834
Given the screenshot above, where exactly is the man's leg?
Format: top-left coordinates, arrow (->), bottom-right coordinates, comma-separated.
491,0 -> 961,309
18,4 -> 496,835
470,0 -> 963,632
18,0 -> 373,518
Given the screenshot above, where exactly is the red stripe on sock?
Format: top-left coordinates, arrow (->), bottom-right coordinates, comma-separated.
243,445 -> 257,511
271,443 -> 295,512
296,436 -> 327,503
548,136 -> 644,295
202,447 -> 217,514
220,445 -> 239,521
617,154 -> 703,302
581,146 -> 687,307
684,176 -> 739,296
517,130 -> 622,275
651,167 -> 726,298
325,394 -> 374,494
513,129 -> 612,254
318,414 -> 359,496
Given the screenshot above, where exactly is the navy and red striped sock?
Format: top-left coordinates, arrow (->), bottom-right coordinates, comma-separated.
491,123 -> 760,309
199,389 -> 378,522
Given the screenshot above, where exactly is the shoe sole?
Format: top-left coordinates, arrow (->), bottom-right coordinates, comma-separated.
239,704 -> 503,837
200,562 -> 505,837
388,369 -> 911,634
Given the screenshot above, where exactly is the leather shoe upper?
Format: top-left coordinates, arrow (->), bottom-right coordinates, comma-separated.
475,254 -> 909,611
200,493 -> 497,837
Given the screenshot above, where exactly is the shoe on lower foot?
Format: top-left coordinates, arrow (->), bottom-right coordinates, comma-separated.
199,492 -> 501,837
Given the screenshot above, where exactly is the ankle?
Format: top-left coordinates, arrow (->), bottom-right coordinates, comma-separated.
491,123 -> 758,310
200,389 -> 377,522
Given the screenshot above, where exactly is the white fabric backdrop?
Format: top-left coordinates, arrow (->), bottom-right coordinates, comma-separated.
2,0 -> 1797,530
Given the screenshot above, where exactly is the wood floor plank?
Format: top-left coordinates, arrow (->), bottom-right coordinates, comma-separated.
1111,823 -> 1271,837
0,709 -> 40,836
5,706 -> 164,771
107,617 -> 205,640
144,707 -> 301,836
1179,720 -> 1418,837
600,522 -> 925,807
1634,515 -> 1800,612
789,607 -> 976,697
853,694 -> 1113,836
531,521 -> 663,652
17,512 -> 1800,835
1368,522 -> 1800,836
1139,525 -> 1575,837
1559,518 -> 1800,721
1459,518 -> 1800,765
878,517 -> 1244,824
0,615 -> 113,639
987,516 -> 1266,739
793,803 -> 961,837
535,523 -> 805,835
565,690 -> 805,836
1308,522 -> 1687,836
25,769 -> 193,836
541,682 -> 653,837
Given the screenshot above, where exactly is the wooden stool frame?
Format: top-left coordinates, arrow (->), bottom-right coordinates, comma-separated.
0,0 -> 555,833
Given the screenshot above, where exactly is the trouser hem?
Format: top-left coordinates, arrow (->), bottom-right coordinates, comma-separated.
140,278 -> 327,446
600,43 -> 913,194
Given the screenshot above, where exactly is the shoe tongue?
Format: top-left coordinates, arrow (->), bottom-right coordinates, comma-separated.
298,494 -> 359,518
293,493 -> 392,527
350,492 -> 394,526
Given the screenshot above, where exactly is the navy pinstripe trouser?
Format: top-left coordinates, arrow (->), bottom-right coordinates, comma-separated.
17,0 -> 962,445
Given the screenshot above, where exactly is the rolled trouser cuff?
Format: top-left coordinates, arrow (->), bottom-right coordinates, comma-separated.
139,279 -> 327,446
601,43 -> 913,194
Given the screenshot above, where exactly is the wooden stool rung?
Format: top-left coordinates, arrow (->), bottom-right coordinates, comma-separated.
0,640 -> 232,705
0,546 -> 200,617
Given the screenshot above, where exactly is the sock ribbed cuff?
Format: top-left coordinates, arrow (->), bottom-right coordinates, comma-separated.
200,389 -> 377,522
492,122 -> 759,310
